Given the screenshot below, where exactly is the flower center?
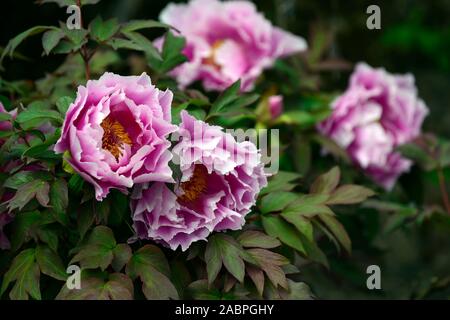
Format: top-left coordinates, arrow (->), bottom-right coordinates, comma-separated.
101,116 -> 132,160
203,40 -> 225,69
179,165 -> 208,202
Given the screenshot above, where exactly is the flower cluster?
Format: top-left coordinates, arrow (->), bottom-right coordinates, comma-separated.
157,0 -> 307,91
318,63 -> 428,189
55,73 -> 267,251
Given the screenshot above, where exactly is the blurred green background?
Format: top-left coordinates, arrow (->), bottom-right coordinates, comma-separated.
1,0 -> 449,299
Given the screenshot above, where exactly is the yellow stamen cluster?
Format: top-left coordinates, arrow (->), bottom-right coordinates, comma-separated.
203,40 -> 225,70
179,165 -> 208,202
101,116 -> 132,160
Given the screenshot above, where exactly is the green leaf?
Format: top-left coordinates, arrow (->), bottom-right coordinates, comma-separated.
260,192 -> 298,214
246,266 -> 265,296
297,231 -> 329,267
3,171 -> 52,189
77,203 -> 94,241
277,111 -> 316,127
121,31 -> 162,61
56,272 -> 133,300
171,102 -> 189,125
326,184 -> 375,205
262,215 -> 306,254
282,280 -> 313,300
260,171 -> 301,196
126,245 -> 178,300
237,231 -> 281,249
318,214 -> 351,253
56,96 -> 73,115
71,226 -> 117,270
1,248 -> 41,300
52,39 -> 83,54
108,191 -> 129,226
398,142 -> 437,171
37,226 -> 59,252
21,129 -> 61,160
107,38 -> 142,51
50,178 -> 69,225
0,112 -> 12,121
90,16 -> 120,42
68,173 -> 84,194
36,245 -> 66,281
205,234 -> 246,284
186,280 -> 221,300
10,210 -> 55,251
310,166 -> 340,194
1,26 -> 58,66
281,213 -> 314,242
209,80 -> 241,115
383,206 -> 418,234
247,248 -> 289,290
121,20 -> 171,33
7,180 -> 50,211
112,244 -> 132,272
61,25 -> 88,45
282,200 -> 334,218
42,29 -> 64,55
312,134 -> 351,163
148,31 -> 187,73
16,109 -> 63,130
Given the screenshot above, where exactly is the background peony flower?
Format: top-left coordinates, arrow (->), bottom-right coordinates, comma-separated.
318,63 -> 429,189
268,95 -> 283,119
54,73 -> 177,200
131,111 -> 267,251
158,0 -> 307,92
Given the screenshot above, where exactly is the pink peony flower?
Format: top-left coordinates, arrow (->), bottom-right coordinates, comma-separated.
158,0 -> 307,91
318,63 -> 428,189
268,95 -> 283,119
54,73 -> 177,200
131,111 -> 267,251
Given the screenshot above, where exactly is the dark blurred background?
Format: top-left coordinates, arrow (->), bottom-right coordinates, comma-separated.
1,0 -> 450,299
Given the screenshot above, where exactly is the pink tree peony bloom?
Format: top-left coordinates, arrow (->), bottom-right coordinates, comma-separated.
268,95 -> 283,119
54,73 -> 177,200
318,63 -> 428,190
158,0 -> 307,91
131,111 -> 267,251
